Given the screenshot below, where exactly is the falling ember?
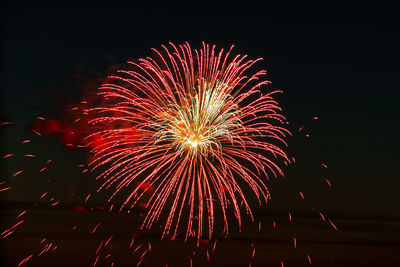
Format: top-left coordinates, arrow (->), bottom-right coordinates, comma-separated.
17,254 -> 33,267
84,42 -> 290,240
319,212 -> 326,222
328,219 -> 338,231
1,220 -> 25,239
16,210 -> 27,219
213,240 -> 218,251
306,254 -> 312,264
92,222 -> 102,234
325,178 -> 332,187
0,187 -> 11,192
12,170 -> 24,177
51,201 -> 60,206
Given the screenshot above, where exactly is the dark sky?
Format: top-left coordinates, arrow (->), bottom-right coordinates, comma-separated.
1,1 -> 400,216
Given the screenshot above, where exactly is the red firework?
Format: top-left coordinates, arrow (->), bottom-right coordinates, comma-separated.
84,42 -> 290,241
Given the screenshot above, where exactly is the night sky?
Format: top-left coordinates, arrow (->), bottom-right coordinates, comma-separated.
1,1 -> 400,266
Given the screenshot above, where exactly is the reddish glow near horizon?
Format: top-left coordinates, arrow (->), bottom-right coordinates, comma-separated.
85,42 -> 290,240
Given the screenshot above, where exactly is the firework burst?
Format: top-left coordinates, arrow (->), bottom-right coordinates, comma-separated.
85,42 -> 290,240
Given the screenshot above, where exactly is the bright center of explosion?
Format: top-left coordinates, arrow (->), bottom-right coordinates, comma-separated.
187,138 -> 198,148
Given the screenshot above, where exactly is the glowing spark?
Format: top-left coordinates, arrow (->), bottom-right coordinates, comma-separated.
325,178 -> 332,186
51,201 -> 60,206
16,210 -> 27,219
0,187 -> 11,192
18,254 -> 33,267
12,170 -> 24,177
92,222 -> 102,234
307,254 -> 312,264
328,219 -> 337,231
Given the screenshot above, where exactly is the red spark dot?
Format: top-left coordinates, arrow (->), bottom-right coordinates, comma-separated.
72,206 -> 89,213
200,239 -> 209,245
138,203 -> 149,209
321,163 -> 328,168
299,192 -> 304,199
312,116 -> 318,120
